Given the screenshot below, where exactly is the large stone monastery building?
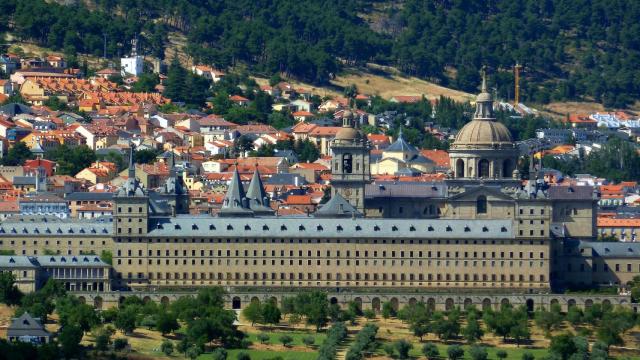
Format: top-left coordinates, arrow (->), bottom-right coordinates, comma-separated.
1,78 -> 639,299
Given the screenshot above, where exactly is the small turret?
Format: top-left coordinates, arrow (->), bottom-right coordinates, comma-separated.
246,167 -> 274,215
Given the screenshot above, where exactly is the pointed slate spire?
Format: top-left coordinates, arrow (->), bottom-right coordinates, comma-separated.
246,166 -> 274,215
314,191 -> 362,218
218,166 -> 253,217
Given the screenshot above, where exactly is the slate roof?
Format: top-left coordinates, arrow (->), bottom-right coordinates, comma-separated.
0,218 -> 112,236
265,173 -> 308,186
0,103 -> 32,117
315,192 -> 361,218
35,255 -> 110,267
64,192 -> 114,201
218,168 -> 253,217
147,215 -> 513,239
365,182 -> 445,199
548,185 -> 595,200
583,241 -> 640,258
7,313 -> 50,339
0,256 -> 38,268
386,129 -> 418,153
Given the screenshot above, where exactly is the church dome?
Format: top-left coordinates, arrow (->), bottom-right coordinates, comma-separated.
452,119 -> 513,148
335,127 -> 360,140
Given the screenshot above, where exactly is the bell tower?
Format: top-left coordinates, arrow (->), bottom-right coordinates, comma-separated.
330,110 -> 371,213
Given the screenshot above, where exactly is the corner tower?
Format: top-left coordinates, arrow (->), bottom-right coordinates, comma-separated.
113,144 -> 149,235
330,110 -> 371,213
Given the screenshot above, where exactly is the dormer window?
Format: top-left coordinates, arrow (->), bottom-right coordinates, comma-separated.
428,226 -> 434,232
192,224 -> 198,230
175,224 -> 181,230
209,225 -> 216,230
227,225 -> 233,230
501,227 -> 507,232
299,225 -> 305,231
317,225 -> 323,231
263,225 -> 269,231
446,226 -> 452,232
280,225 -> 287,231
392,226 -> 398,232
464,226 -> 471,232
355,225 -> 362,231
482,226 -> 489,232
245,225 -> 251,231
374,225 -> 380,232
337,225 -> 343,232
409,226 -> 416,232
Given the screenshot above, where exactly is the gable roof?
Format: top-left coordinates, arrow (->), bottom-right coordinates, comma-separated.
314,192 -> 361,218
8,312 -> 50,338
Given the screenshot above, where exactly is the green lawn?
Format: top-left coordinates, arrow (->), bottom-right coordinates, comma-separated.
404,342 -> 549,359
245,330 -> 326,347
199,349 -> 317,360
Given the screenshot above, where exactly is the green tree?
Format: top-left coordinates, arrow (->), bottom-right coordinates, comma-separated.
161,340 -> 174,356
394,339 -> 412,360
1,142 -> 33,166
463,312 -> 483,343
100,250 -> 113,265
302,335 -> 315,347
132,73 -> 160,92
94,329 -> 111,351
422,343 -> 440,360
237,351 -> 251,360
261,299 -> 281,327
212,348 -> 228,360
186,344 -> 202,360
496,350 -> 508,359
382,301 -> 396,319
242,301 -> 263,326
469,345 -> 488,360
566,306 -> 583,326
279,334 -> 293,347
257,333 -> 270,344
115,306 -> 137,334
113,338 -> 128,351
0,272 -> 23,305
156,311 -> 180,336
534,303 -> 564,335
134,149 -> 159,164
57,296 -> 99,333
521,352 -> 535,360
43,96 -> 69,111
447,344 -> 464,360
550,333 -> 577,360
59,324 -> 83,358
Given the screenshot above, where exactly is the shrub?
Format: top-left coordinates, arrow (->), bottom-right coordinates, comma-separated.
394,339 -> 412,359
496,349 -> 508,359
363,309 -> 376,319
161,340 -> 173,356
113,338 -> 128,351
279,334 -> 293,347
469,345 -> 488,360
422,343 -> 440,360
186,345 -> 202,360
237,351 -> 251,360
317,322 -> 348,360
94,331 -> 111,351
447,344 -> 464,360
211,348 -> 228,360
521,352 -> 535,360
302,335 -> 315,347
383,343 -> 395,357
257,333 -> 270,344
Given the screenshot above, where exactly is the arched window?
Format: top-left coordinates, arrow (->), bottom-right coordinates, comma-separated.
477,195 -> 487,214
455,159 -> 464,178
503,159 -> 512,178
478,159 -> 490,178
342,153 -> 353,173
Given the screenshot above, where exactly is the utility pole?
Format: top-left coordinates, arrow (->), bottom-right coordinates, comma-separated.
514,63 -> 523,106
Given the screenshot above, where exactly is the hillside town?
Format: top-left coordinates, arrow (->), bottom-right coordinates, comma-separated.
1,52 -> 640,242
